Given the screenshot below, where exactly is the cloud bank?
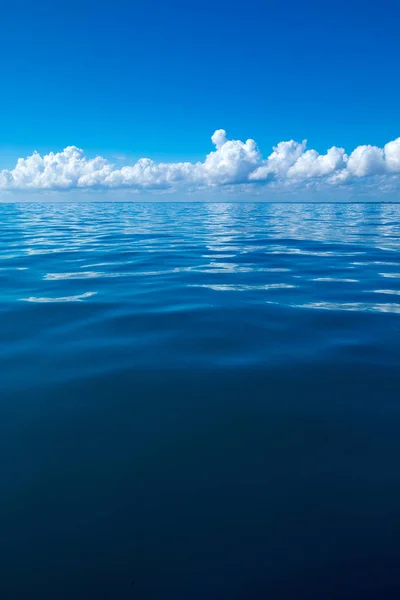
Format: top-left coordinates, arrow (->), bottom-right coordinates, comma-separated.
1,130 -> 399,196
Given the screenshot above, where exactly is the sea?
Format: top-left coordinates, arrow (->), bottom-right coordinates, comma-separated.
1,202 -> 400,600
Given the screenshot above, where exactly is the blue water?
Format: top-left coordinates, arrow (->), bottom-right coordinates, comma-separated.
1,202 -> 400,599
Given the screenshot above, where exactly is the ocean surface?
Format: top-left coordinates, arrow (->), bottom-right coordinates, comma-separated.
1,202 -> 400,600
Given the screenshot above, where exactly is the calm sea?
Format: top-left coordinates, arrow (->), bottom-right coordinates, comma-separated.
1,202 -> 400,599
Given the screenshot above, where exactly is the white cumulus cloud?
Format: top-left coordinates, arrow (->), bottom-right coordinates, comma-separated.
1,129 -> 400,196
347,144 -> 386,177
287,146 -> 347,179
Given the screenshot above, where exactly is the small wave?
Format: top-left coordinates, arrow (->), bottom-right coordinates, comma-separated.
266,246 -> 365,257
260,268 -> 292,273
79,261 -> 136,268
190,283 -> 296,292
352,261 -> 400,266
44,271 -> 104,280
202,254 -> 236,259
297,301 -> 400,314
312,278 -> 359,283
21,292 -> 97,303
43,269 -> 181,280
26,248 -> 77,256
0,266 -> 29,271
371,289 -> 400,296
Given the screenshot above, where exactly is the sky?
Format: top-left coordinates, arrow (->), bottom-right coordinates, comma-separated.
0,0 -> 399,201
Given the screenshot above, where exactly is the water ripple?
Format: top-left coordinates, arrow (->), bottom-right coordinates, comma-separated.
21,291 -> 97,303
0,202 -> 399,384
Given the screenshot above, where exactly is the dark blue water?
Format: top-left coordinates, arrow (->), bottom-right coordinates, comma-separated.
1,202 -> 400,599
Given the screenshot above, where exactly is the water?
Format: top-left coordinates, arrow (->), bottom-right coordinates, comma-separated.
1,202 -> 400,599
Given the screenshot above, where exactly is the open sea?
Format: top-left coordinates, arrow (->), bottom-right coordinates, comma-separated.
1,201 -> 400,600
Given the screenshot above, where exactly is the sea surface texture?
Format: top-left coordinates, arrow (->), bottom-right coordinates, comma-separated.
1,202 -> 400,600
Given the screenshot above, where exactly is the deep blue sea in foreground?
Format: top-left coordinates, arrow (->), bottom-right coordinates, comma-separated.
1,202 -> 400,600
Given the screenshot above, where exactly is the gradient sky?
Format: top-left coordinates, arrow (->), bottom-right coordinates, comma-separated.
1,0 -> 399,200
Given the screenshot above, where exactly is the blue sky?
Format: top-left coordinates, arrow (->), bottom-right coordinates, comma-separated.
0,0 -> 399,199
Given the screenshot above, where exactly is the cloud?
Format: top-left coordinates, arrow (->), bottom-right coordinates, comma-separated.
287,146 -> 347,179
1,130 -> 400,195
250,140 -> 307,181
347,145 -> 385,177
384,138 -> 400,173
